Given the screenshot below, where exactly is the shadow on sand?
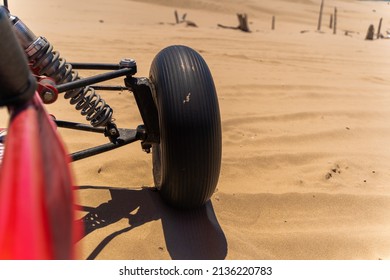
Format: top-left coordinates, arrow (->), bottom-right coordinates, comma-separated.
76,186 -> 227,260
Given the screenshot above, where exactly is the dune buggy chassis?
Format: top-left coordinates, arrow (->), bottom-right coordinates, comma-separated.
0,1 -> 221,259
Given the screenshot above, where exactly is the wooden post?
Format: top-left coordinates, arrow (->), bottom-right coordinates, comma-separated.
217,13 -> 250,32
237,13 -> 250,32
174,10 -> 179,24
333,7 -> 337,34
366,24 -> 375,40
173,10 -> 198,27
329,14 -> 333,29
377,17 -> 383,39
317,0 -> 324,31
272,15 -> 275,30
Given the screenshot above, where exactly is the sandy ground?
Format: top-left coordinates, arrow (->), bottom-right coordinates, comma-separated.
1,0 -> 390,259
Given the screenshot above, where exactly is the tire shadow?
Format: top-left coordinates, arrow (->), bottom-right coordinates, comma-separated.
160,200 -> 227,260
76,186 -> 227,260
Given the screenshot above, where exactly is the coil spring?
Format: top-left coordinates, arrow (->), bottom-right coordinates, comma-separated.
29,37 -> 113,127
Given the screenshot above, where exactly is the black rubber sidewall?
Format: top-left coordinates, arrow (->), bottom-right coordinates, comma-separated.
150,45 -> 222,209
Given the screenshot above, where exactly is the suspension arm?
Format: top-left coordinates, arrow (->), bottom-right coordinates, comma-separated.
55,68 -> 136,93
89,85 -> 128,91
70,128 -> 141,161
69,62 -> 123,70
9,13 -> 137,128
55,120 -> 106,134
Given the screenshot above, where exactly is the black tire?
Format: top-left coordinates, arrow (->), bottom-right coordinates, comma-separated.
149,45 -> 222,209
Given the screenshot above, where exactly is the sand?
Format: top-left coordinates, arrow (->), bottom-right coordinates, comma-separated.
1,0 -> 390,259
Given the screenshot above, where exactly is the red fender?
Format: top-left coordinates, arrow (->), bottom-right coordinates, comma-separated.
0,93 -> 82,259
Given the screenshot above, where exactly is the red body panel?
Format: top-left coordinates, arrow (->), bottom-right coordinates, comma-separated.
0,93 -> 81,259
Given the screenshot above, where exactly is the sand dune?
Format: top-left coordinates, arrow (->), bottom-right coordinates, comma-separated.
1,0 -> 390,259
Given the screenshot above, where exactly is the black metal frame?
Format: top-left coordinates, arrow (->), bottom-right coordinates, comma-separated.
52,62 -> 160,162
0,1 -> 159,163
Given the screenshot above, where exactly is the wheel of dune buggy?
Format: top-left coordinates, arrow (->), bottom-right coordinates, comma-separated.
149,45 -> 222,209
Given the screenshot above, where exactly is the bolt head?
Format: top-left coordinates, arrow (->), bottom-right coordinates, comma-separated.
119,58 -> 136,68
41,91 -> 56,104
109,128 -> 117,135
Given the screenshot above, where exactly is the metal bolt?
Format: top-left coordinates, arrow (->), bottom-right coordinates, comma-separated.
141,142 -> 151,154
42,91 -> 54,103
109,128 -> 117,135
119,58 -> 136,68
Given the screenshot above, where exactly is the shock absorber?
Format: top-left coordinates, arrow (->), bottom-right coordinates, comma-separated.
10,14 -> 114,128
